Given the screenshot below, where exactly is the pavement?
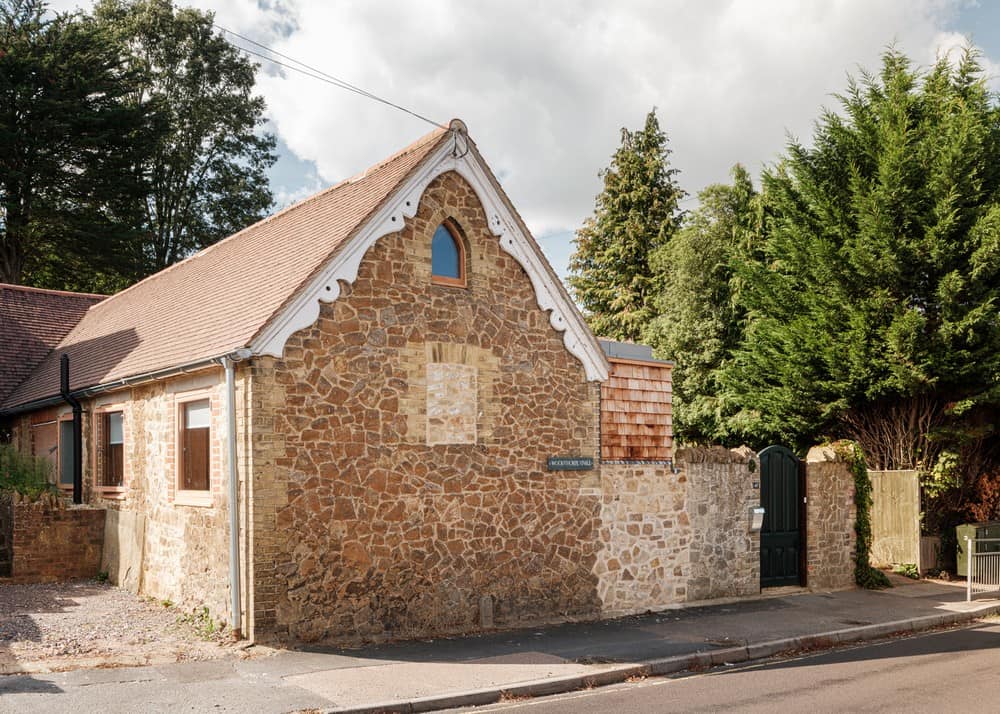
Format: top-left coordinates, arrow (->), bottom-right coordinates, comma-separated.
2,575 -> 999,714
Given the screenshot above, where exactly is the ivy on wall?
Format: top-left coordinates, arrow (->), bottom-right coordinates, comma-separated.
837,441 -> 891,589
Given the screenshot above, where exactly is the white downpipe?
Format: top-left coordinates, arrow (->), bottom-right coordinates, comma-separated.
222,356 -> 242,638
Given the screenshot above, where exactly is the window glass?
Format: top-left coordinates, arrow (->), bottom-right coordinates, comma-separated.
181,400 -> 210,491
431,224 -> 462,279
185,400 -> 211,429
102,412 -> 125,488
59,420 -> 75,487
108,412 -> 124,445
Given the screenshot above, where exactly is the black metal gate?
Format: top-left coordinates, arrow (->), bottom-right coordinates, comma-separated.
759,445 -> 804,587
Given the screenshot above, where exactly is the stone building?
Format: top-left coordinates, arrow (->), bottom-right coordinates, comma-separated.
0,121 -> 856,644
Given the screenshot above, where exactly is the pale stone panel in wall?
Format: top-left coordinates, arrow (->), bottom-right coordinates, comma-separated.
593,464 -> 691,616
426,363 -> 477,445
805,446 -> 857,590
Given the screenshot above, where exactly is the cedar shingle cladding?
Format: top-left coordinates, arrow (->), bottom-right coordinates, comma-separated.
0,284 -> 104,405
600,358 -> 673,461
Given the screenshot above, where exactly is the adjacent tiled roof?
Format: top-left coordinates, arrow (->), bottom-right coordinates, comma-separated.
2,126 -> 449,410
0,284 -> 105,405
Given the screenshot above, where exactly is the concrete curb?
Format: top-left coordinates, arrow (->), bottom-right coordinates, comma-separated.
322,604 -> 1000,714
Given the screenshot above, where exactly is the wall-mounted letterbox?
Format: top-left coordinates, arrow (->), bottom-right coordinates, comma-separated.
750,507 -> 765,532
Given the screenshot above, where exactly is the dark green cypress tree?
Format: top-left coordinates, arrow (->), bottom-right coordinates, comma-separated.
0,0 -> 153,291
724,48 -> 1000,476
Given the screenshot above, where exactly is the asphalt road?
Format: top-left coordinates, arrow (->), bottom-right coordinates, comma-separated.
460,622 -> 1000,714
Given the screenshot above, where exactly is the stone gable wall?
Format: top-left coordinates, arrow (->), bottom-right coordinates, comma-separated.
252,171 -> 603,643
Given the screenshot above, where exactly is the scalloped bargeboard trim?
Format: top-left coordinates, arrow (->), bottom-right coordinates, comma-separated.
251,135 -> 608,383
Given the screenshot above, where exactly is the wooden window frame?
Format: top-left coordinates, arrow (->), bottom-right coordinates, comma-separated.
430,220 -> 467,288
94,406 -> 126,498
175,391 -> 213,507
30,418 -> 60,489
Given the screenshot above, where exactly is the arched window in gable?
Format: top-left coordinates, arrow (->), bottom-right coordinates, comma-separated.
431,220 -> 466,287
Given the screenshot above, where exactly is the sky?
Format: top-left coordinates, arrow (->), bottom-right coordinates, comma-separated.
51,0 -> 1000,285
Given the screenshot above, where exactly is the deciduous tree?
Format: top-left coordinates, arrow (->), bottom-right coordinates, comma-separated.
94,0 -> 276,276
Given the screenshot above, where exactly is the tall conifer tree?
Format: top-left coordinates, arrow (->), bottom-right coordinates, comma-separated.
569,110 -> 685,341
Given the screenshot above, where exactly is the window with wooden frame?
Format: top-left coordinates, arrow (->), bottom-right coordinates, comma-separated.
431,220 -> 466,287
57,417 -> 75,490
179,399 -> 211,493
99,411 -> 125,489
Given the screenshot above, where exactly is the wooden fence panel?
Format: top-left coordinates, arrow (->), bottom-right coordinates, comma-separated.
869,469 -> 921,568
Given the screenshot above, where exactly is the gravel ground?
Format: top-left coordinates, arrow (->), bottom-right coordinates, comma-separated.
0,580 -> 240,672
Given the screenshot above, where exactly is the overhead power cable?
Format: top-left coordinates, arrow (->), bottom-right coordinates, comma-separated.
215,24 -> 447,130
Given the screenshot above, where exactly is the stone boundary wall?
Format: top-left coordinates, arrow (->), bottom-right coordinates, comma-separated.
805,446 -> 856,590
685,446 -> 760,601
594,447 -> 760,616
593,464 -> 690,615
8,492 -> 105,582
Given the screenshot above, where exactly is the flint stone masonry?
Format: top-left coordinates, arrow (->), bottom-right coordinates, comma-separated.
251,171 -> 602,644
594,446 -> 760,616
6,492 -> 105,582
805,445 -> 857,590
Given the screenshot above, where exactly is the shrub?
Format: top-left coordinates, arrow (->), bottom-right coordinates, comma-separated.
0,444 -> 56,498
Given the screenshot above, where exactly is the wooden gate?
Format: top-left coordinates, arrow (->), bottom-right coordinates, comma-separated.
759,445 -> 805,587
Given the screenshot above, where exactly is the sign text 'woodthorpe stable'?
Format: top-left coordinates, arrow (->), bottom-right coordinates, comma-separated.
546,456 -> 595,471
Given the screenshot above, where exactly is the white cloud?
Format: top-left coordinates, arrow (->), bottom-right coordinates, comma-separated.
231,2 -> 989,225
45,1 -> 1000,275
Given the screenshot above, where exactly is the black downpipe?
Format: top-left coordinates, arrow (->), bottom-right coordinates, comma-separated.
59,355 -> 83,505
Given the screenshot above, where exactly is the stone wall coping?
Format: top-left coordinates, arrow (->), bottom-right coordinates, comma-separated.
676,445 -> 756,465
806,445 -> 841,463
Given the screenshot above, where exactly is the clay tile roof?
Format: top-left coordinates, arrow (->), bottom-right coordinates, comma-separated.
2,125 -> 450,411
0,284 -> 105,405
